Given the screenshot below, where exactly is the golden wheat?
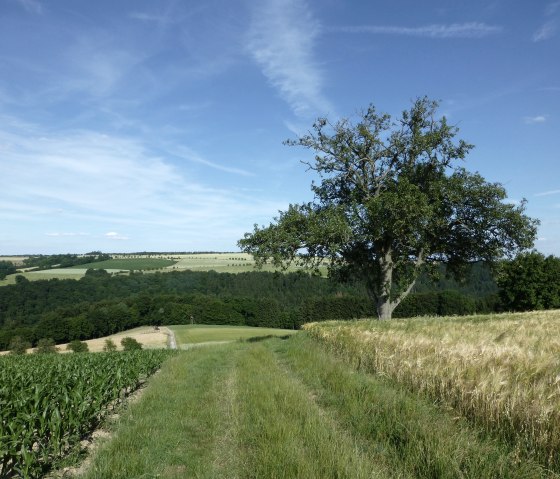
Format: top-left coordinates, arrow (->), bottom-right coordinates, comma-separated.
305,310 -> 560,470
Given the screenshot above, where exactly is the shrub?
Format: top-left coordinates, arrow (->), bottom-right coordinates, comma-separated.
103,339 -> 117,352
9,336 -> 31,355
67,340 -> 89,353
121,337 -> 142,351
35,338 -> 58,354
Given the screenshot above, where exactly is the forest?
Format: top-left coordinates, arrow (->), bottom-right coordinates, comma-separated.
1,252 -> 558,350
0,261 -> 499,350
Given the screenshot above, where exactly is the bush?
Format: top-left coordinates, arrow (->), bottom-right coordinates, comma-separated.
121,337 -> 142,351
67,340 -> 89,353
9,336 -> 31,355
35,338 -> 58,354
103,339 -> 117,352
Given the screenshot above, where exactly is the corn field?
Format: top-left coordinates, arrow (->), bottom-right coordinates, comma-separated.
305,310 -> 560,472
0,350 -> 175,478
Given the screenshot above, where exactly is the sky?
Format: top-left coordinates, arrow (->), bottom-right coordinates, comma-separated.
0,0 -> 558,255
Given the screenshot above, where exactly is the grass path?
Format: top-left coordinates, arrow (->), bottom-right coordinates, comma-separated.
76,334 -> 554,478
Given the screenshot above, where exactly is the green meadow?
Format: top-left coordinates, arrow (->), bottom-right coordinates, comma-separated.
169,324 -> 297,347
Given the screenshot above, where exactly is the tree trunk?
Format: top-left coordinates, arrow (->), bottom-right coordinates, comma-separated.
377,246 -> 395,320
377,298 -> 395,320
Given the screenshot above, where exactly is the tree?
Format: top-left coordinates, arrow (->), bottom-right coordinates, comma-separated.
67,339 -> 89,353
497,252 -> 560,311
121,337 -> 142,351
35,338 -> 58,354
239,98 -> 538,319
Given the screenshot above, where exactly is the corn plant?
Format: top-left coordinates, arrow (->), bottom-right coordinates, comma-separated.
0,349 -> 175,478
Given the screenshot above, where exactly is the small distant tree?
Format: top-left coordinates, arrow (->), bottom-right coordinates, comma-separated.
103,338 -> 117,352
67,340 -> 89,353
35,338 -> 58,354
121,337 -> 142,351
9,336 -> 31,355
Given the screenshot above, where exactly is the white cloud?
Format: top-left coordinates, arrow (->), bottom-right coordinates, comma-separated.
329,22 -> 503,39
15,0 -> 42,14
533,21 -> 557,41
535,189 -> 560,197
246,0 -> 333,117
546,1 -> 560,16
105,232 -> 129,241
46,232 -> 89,237
533,2 -> 559,41
169,146 -> 254,177
524,115 -> 547,124
0,117 -> 285,252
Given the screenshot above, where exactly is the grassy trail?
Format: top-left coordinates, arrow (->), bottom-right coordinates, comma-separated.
78,335 -> 555,478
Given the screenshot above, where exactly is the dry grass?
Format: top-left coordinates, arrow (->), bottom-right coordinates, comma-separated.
305,310 -> 560,471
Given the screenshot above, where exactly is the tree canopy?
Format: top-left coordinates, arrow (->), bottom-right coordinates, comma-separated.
239,97 -> 538,319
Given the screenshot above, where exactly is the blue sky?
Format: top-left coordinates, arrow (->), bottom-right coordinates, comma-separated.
0,0 -> 558,255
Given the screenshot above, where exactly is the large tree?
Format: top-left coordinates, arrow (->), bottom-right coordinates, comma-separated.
239,98 -> 538,319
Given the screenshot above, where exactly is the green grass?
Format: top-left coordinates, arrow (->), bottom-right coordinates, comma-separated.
74,334 -> 553,479
168,324 -> 296,346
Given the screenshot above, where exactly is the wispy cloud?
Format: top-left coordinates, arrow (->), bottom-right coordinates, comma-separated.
105,232 -> 129,241
329,22 -> 503,39
533,21 -> 557,41
45,232 -> 89,237
169,146 -> 255,177
0,117 -> 284,252
246,0 -> 332,117
533,2 -> 559,41
535,189 -> 560,197
524,115 -> 548,124
15,0 -> 42,14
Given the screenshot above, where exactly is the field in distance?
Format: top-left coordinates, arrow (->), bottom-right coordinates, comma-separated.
169,324 -> 297,348
0,253 -> 312,286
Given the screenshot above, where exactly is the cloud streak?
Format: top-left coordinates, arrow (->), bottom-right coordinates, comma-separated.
524,115 -> 547,124
535,189 -> 560,197
246,0 -> 332,117
15,0 -> 42,14
329,22 -> 503,38
0,118 -> 286,252
533,2 -> 559,41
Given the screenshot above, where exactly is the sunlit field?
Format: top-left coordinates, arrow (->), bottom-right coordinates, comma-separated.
0,253 -> 316,286
305,310 -> 560,472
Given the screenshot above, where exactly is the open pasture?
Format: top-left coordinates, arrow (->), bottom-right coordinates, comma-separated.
169,324 -> 297,348
305,310 -> 560,472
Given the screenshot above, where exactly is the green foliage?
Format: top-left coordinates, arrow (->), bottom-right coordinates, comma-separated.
67,339 -> 89,353
75,258 -> 176,270
23,252 -> 111,270
0,350 -> 175,477
239,98 -> 538,319
103,338 -> 117,352
0,260 -> 17,280
497,252 -> 560,311
121,336 -> 142,351
35,338 -> 58,354
9,336 -> 31,355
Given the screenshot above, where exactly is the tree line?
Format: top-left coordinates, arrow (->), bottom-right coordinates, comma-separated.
0,266 -> 499,350
22,252 -> 111,270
